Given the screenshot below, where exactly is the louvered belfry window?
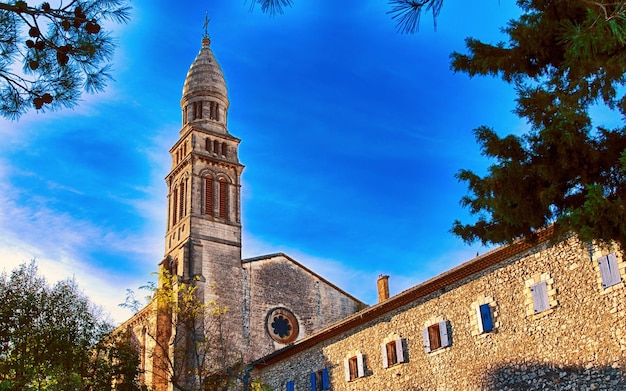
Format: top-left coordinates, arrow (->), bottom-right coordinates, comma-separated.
172,188 -> 178,225
219,178 -> 228,220
179,182 -> 185,219
205,176 -> 213,215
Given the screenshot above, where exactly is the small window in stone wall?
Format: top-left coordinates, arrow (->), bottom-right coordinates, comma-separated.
422,319 -> 450,353
285,380 -> 294,391
470,296 -> 498,336
598,252 -> 623,289
381,336 -> 405,368
525,273 -> 557,318
343,353 -> 365,381
310,368 -> 329,391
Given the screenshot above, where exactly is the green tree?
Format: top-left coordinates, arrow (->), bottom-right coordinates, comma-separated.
451,0 -> 626,248
123,267 -> 244,391
0,0 -> 130,119
0,261 -> 145,391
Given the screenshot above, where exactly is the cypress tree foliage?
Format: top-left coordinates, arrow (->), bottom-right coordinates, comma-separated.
0,0 -> 130,119
451,0 -> 626,248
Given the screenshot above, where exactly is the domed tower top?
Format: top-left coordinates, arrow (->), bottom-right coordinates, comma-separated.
181,36 -> 229,134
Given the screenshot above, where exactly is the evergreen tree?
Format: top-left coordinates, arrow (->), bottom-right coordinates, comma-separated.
451,1 -> 626,248
0,0 -> 130,119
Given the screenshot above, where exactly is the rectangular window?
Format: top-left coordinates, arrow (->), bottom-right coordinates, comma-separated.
344,354 -> 364,381
286,380 -> 294,391
210,101 -> 219,121
422,321 -> 450,353
599,253 -> 621,288
193,101 -> 203,119
310,369 -> 329,391
477,303 -> 494,333
530,280 -> 550,313
381,339 -> 405,368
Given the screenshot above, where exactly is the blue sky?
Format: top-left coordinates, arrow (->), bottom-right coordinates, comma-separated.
0,0 -> 526,324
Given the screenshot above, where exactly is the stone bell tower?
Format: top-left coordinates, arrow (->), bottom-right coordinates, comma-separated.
163,33 -> 244,341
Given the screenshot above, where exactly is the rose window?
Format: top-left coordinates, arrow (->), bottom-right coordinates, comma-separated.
266,307 -> 299,344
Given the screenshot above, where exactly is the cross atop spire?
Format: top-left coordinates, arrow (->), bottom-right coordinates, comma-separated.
203,11 -> 210,39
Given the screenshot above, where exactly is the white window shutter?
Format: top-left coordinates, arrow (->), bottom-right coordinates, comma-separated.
607,253 -> 621,286
475,305 -> 484,333
395,338 -> 404,363
422,327 -> 431,353
344,359 -> 350,382
531,281 -> 549,313
599,255 -> 611,287
439,321 -> 450,347
380,343 -> 388,368
357,353 -> 365,378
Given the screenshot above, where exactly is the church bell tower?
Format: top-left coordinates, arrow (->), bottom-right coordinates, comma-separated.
163,33 -> 244,331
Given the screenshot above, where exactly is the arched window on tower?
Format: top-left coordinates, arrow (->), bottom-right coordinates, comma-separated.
183,105 -> 188,125
221,142 -> 227,157
205,138 -> 211,152
213,139 -> 220,155
179,181 -> 186,220
205,175 -> 214,216
219,178 -> 228,220
172,187 -> 178,226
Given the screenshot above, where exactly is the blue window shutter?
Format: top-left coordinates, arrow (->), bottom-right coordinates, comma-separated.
531,281 -> 549,313
422,327 -> 431,353
479,303 -> 494,332
322,369 -> 329,389
286,380 -> 294,391
439,321 -> 450,347
310,372 -> 316,391
395,338 -> 405,363
381,343 -> 388,368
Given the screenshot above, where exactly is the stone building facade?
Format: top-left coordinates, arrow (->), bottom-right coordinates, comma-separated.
116,32 -> 626,391
250,229 -> 626,390
116,35 -> 364,391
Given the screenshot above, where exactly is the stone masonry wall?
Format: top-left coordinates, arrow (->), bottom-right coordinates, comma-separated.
243,254 -> 365,363
252,237 -> 626,390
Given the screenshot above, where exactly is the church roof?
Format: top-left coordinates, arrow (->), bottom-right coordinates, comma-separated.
182,37 -> 228,102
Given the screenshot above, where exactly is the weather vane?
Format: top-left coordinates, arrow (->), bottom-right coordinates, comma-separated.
203,11 -> 210,39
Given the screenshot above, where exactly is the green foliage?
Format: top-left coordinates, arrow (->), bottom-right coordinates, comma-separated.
135,267 -> 243,391
0,261 -> 145,391
249,380 -> 273,391
0,0 -> 130,119
451,0 -> 626,248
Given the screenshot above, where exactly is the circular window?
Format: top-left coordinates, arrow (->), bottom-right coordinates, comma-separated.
266,307 -> 299,344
